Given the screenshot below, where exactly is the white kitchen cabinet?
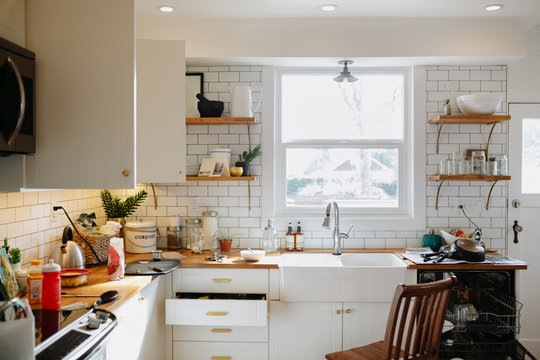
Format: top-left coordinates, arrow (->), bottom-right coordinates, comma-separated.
136,39 -> 186,184
0,0 -> 25,46
269,301 -> 342,360
173,341 -> 269,360
269,301 -> 390,360
107,275 -> 167,359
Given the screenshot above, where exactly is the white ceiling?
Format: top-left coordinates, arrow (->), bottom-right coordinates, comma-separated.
137,0 -> 540,19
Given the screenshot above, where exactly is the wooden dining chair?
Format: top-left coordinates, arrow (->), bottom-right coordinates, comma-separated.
326,276 -> 457,360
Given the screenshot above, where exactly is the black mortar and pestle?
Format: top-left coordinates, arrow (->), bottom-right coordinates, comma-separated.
197,93 -> 224,117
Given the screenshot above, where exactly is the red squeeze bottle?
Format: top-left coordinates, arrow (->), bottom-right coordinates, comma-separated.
42,259 -> 61,310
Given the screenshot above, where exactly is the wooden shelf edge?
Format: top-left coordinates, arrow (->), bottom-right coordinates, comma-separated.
186,176 -> 257,182
429,114 -> 511,124
429,175 -> 511,181
186,117 -> 257,125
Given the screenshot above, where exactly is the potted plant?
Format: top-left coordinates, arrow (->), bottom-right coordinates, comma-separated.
100,189 -> 148,221
422,228 -> 442,251
213,229 -> 235,252
443,98 -> 452,115
8,248 -> 21,272
2,238 -> 9,254
235,144 -> 262,176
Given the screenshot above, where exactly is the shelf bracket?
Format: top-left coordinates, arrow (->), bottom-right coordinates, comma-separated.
435,180 -> 445,210
435,122 -> 444,154
486,180 -> 499,211
485,122 -> 497,156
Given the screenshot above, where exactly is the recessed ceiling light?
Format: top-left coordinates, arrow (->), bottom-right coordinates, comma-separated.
319,4 -> 339,12
158,5 -> 175,13
484,4 -> 503,11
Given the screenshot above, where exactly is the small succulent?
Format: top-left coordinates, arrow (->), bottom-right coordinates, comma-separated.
443,98 -> 450,105
426,228 -> 439,236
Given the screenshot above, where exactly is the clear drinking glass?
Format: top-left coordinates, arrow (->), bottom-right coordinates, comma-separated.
446,159 -> 456,175
458,159 -> 471,175
487,158 -> 499,175
497,155 -> 508,175
439,160 -> 447,175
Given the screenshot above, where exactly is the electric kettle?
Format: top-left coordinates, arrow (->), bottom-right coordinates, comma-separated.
49,226 -> 85,269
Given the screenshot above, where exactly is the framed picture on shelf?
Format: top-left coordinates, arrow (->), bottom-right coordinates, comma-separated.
186,72 -> 204,117
198,158 -> 230,177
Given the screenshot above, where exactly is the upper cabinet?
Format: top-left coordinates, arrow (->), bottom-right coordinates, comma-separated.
21,1 -> 186,189
0,0 -> 25,47
137,39 -> 186,184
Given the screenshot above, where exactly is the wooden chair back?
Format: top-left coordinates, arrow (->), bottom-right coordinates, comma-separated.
382,276 -> 457,360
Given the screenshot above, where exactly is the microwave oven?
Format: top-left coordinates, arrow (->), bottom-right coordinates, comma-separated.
0,37 -> 35,156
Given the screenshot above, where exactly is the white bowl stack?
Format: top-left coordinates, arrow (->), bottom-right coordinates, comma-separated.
456,93 -> 503,115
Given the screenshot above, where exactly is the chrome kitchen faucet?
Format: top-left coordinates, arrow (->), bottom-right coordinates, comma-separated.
322,201 -> 353,255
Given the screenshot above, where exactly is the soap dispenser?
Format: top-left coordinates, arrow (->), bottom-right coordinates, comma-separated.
262,219 -> 278,253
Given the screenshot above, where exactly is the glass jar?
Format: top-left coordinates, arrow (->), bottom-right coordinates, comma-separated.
497,155 -> 508,175
262,219 -> 278,252
471,150 -> 486,175
487,157 -> 499,175
167,225 -> 182,250
185,218 -> 203,254
202,211 -> 218,250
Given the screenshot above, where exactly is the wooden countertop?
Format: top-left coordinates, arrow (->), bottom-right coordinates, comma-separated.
42,248 -> 525,312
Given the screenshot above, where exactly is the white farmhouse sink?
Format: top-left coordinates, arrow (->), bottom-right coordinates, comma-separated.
279,253 -> 411,302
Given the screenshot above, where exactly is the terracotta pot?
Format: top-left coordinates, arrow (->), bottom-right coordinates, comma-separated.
219,239 -> 233,252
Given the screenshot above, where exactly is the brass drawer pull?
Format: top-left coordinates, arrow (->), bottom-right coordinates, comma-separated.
345,309 -> 351,314
211,357 -> 232,360
212,278 -> 232,283
336,310 -> 341,315
206,312 -> 228,316
211,329 -> 232,333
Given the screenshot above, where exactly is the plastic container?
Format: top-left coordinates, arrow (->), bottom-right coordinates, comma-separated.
42,259 -> 61,310
60,268 -> 90,287
27,259 -> 42,304
262,219 -> 278,252
124,220 -> 157,253
202,211 -> 218,250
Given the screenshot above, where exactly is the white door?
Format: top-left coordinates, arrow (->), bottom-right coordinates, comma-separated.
508,103 -> 540,356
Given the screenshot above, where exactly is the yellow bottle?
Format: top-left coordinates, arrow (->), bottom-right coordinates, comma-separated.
27,259 -> 43,304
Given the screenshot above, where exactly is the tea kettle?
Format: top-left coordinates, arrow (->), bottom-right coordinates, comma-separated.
49,226 -> 85,269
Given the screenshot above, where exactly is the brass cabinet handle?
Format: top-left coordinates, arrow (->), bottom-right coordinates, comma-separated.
212,278 -> 232,283
211,329 -> 232,333
336,310 -> 341,315
206,312 -> 228,316
138,296 -> 145,301
345,309 -> 351,314
211,357 -> 232,360
122,170 -> 130,177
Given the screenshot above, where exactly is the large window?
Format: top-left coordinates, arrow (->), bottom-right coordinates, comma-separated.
276,68 -> 410,215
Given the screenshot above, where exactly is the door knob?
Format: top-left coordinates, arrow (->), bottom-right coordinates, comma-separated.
513,220 -> 523,244
336,310 -> 341,315
345,309 -> 351,314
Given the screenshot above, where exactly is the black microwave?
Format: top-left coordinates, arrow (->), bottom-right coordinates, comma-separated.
0,37 -> 35,156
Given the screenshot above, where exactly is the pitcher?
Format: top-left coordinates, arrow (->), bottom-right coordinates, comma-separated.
230,85 -> 262,117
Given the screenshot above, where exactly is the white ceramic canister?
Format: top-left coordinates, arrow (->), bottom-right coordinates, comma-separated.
230,85 -> 263,117
209,148 -> 231,166
124,220 -> 157,253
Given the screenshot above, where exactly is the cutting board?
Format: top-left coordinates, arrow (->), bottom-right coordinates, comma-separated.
125,259 -> 181,275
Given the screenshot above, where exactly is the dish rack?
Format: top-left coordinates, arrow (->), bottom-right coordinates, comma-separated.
447,287 -> 522,334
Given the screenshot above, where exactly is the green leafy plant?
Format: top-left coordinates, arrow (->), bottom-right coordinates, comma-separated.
443,98 -> 450,105
2,238 -> 9,253
8,248 -> 21,264
100,189 -> 148,219
244,145 -> 262,163
426,228 -> 439,236
213,229 -> 233,241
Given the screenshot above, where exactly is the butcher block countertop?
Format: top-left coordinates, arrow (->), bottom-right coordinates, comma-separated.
46,249 -> 526,312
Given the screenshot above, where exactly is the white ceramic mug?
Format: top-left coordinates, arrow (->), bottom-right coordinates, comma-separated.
230,85 -> 262,117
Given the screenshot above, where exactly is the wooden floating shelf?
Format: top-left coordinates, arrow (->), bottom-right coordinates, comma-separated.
429,175 -> 511,181
429,115 -> 511,124
186,117 -> 257,125
429,175 -> 511,211
186,176 -> 257,182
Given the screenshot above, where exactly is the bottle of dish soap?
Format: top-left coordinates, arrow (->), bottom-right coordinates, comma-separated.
285,221 -> 295,251
262,219 -> 278,252
295,221 -> 304,251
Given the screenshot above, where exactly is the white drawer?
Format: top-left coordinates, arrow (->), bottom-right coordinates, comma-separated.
174,268 -> 269,293
166,298 -> 268,326
173,325 -> 268,342
173,341 -> 268,360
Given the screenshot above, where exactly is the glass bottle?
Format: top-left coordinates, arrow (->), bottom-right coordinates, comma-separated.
262,219 -> 278,252
285,221 -> 295,251
295,221 -> 304,251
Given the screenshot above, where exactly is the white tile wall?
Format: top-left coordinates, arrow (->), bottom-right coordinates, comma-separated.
0,64 -> 509,259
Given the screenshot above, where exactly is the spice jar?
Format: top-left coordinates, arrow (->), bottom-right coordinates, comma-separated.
487,157 -> 499,175
186,218 -> 204,254
471,150 -> 486,175
167,216 -> 182,250
202,211 -> 218,250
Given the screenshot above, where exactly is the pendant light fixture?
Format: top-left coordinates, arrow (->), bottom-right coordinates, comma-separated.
333,60 -> 357,83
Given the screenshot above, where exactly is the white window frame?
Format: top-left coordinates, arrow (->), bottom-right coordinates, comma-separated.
262,65 -> 426,231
